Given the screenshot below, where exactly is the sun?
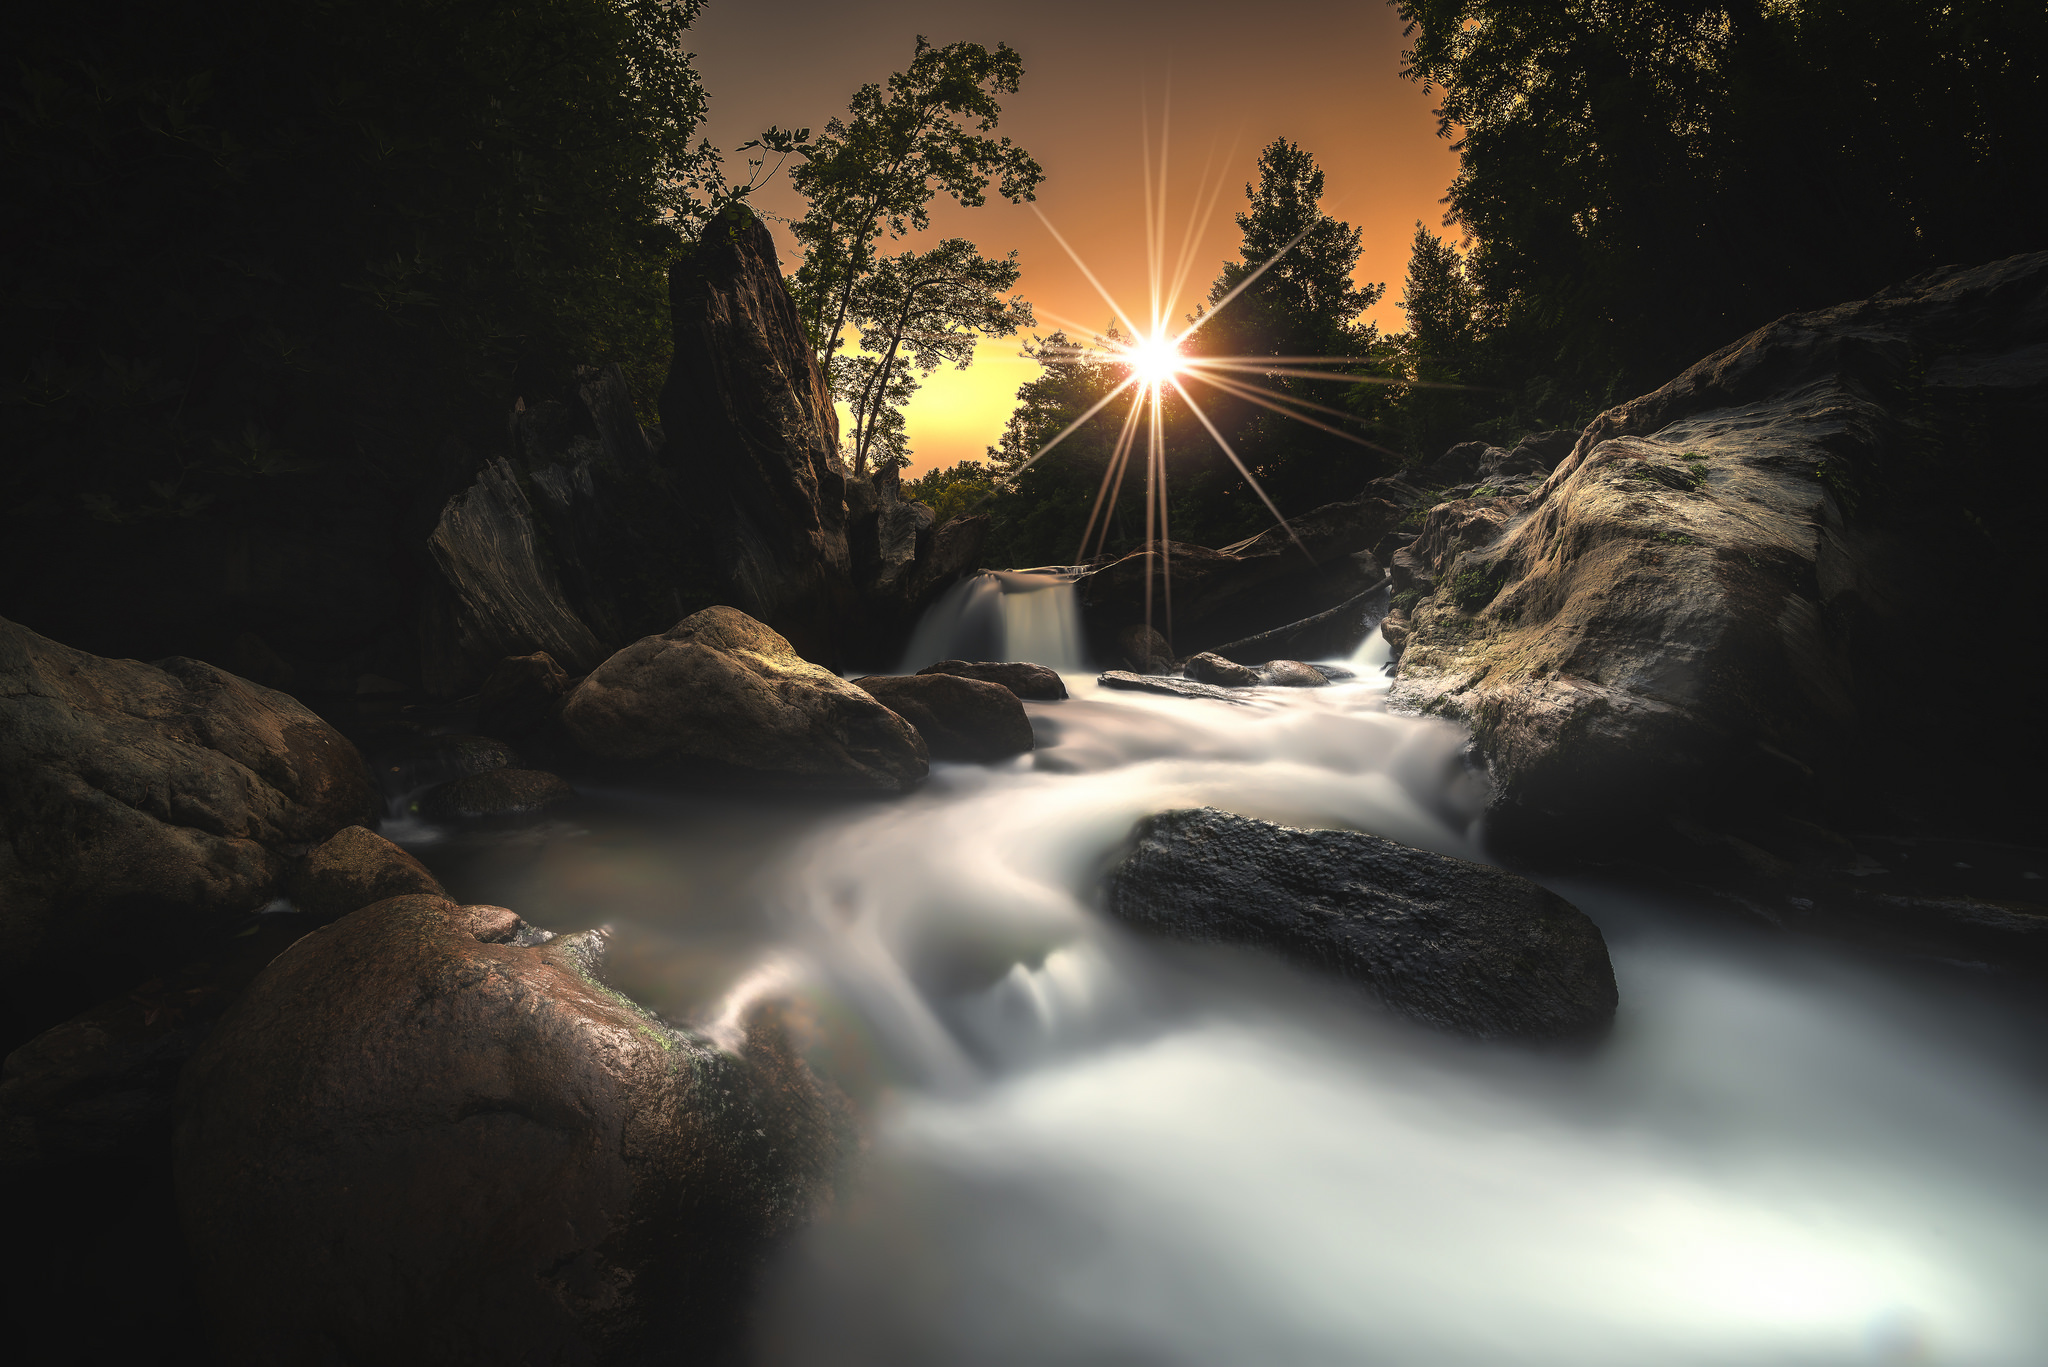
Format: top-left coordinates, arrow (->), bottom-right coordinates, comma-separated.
1129,335 -> 1182,385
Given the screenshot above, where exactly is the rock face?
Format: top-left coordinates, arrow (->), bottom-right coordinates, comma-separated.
1096,672 -> 1251,705
1117,623 -> 1177,674
176,893 -> 849,1365
418,214 -> 989,691
916,659 -> 1068,702
1387,251 -> 2048,855
561,607 -> 928,792
1075,501 -> 1399,660
1106,809 -> 1618,1040
1258,660 -> 1329,688
0,618 -> 377,1025
853,674 -> 1035,763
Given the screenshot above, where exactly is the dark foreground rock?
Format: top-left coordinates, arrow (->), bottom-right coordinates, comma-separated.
1258,660 -> 1329,688
1106,809 -> 1618,1040
418,768 -> 576,822
854,674 -> 1034,763
562,606 -> 927,792
475,651 -> 571,737
916,659 -> 1069,701
0,617 -> 377,1030
177,893 -> 851,1366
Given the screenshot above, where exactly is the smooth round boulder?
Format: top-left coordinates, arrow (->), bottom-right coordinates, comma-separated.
175,894 -> 850,1365
853,674 -> 1035,763
417,768 -> 575,822
562,607 -> 927,792
0,617 -> 377,1023
1183,652 -> 1258,687
915,659 -> 1068,701
1106,808 -> 1618,1040
1258,659 -> 1329,687
288,825 -> 445,921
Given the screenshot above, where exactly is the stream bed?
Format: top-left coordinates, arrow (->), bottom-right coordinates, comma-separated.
402,579 -> 2048,1367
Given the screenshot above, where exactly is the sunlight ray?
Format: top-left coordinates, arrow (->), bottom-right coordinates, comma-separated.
1185,367 -> 1384,431
1167,375 -> 1306,554
1175,220 -> 1314,347
1030,206 -> 1146,341
1001,371 -> 1142,481
1163,146 -> 1232,333
1075,386 -> 1148,563
1183,370 -> 1403,458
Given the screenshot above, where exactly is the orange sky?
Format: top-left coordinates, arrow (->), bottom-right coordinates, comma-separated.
688,0 -> 1461,477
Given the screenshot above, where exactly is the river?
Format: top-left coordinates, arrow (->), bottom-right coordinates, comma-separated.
405,573 -> 2048,1366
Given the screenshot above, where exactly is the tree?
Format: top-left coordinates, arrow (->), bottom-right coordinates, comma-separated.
1393,223 -> 1486,457
1186,139 -> 1396,514
842,239 -> 1034,475
773,36 -> 1043,475
1391,0 -> 2048,389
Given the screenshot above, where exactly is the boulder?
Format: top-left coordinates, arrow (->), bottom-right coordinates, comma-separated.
0,618 -> 377,1027
418,769 -> 576,823
1388,250 -> 2048,866
1096,672 -> 1251,704
1106,808 -> 1618,1040
176,894 -> 849,1365
1258,660 -> 1329,688
853,675 -> 1034,763
1117,624 -> 1177,674
289,826 -> 445,922
475,651 -> 569,737
561,607 -> 927,792
916,659 -> 1068,702
1183,652 -> 1259,687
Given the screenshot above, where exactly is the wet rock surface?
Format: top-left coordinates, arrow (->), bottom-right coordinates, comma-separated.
1117,623 -> 1177,674
854,674 -> 1035,763
1107,808 -> 1618,1040
0,617 -> 377,1030
1386,251 -> 2048,871
916,659 -> 1068,701
562,606 -> 928,791
1183,652 -> 1259,687
288,825 -> 445,921
474,651 -> 570,737
1096,672 -> 1252,704
1258,660 -> 1329,688
417,768 -> 576,822
176,892 -> 851,1365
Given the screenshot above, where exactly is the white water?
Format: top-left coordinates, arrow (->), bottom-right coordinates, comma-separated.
897,571 -> 1092,674
409,603 -> 2048,1366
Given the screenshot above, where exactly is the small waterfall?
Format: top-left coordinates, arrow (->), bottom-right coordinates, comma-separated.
993,571 -> 1089,673
897,570 -> 1090,673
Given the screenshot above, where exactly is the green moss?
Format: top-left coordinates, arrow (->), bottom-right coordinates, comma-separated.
1446,564 -> 1505,611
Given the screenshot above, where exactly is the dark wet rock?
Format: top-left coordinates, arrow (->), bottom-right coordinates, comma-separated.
854,674 -> 1034,763
176,893 -> 851,1365
1408,440 -> 1500,487
916,659 -> 1068,701
1310,665 -> 1356,682
1389,250 -> 2048,868
475,651 -> 569,737
0,618 -> 378,1028
1118,624 -> 1177,674
1259,660 -> 1330,688
1106,808 -> 1618,1040
1096,672 -> 1252,704
562,606 -> 927,792
289,826 -> 445,921
1183,652 -> 1259,687
418,768 -> 576,823
420,456 -> 608,697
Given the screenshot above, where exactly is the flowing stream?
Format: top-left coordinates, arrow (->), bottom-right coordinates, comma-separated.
408,577 -> 2048,1367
